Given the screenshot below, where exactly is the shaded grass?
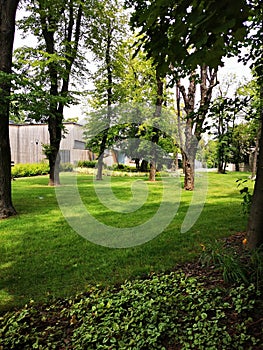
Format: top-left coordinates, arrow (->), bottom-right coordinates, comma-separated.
0,172 -> 252,312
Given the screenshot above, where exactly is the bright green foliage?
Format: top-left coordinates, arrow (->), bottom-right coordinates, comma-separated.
11,162 -> 50,178
116,37 -> 158,106
197,139 -> 217,168
10,162 -> 74,178
13,0 -> 85,121
236,178 -> 254,215
207,95 -> 254,172
0,272 -> 261,349
231,121 -> 258,167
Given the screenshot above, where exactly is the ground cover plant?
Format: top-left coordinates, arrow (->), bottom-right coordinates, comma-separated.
0,272 -> 262,349
0,172 -> 251,312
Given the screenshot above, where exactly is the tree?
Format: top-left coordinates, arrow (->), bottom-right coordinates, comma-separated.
17,0 -> 84,186
197,139 -> 217,169
127,0 -> 250,73
127,0 -> 263,247
209,95 -> 247,173
0,0 -> 19,218
246,0 -> 263,249
176,66 -> 218,189
237,78 -> 261,177
83,0 -> 128,180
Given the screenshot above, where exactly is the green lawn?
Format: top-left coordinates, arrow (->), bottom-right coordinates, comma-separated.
0,171 -> 252,312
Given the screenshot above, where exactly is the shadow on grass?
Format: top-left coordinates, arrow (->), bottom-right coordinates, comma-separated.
0,175 -> 247,313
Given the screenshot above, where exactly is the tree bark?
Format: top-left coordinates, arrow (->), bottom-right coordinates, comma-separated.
96,132 -> 107,180
247,84 -> 263,249
149,73 -> 163,181
251,125 -> 261,178
39,1 -> 82,186
177,74 -> 196,190
0,0 -> 19,218
177,66 -> 217,190
96,23 -> 113,181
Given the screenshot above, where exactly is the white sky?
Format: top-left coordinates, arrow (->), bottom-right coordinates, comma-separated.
13,12 -> 252,122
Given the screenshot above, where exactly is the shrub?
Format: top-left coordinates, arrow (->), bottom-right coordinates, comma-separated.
111,164 -> 138,172
77,160 -> 97,168
59,162 -> 73,172
236,178 -> 253,215
11,162 -> 50,178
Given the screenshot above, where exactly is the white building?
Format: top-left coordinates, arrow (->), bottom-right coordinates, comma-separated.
9,122 -> 93,164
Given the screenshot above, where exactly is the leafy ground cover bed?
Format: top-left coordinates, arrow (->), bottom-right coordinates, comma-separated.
1,233 -> 262,350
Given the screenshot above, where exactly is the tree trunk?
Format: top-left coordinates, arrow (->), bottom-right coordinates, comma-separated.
149,161 -> 156,181
96,133 -> 107,180
247,85 -> 263,249
148,72 -> 163,181
0,0 -> 19,218
184,136 -> 198,190
47,111 -> 63,186
39,2 -> 82,186
251,125 -> 261,178
177,66 -> 217,190
135,158 -> 140,170
184,155 -> 195,190
174,152 -> 179,171
96,157 -> 104,180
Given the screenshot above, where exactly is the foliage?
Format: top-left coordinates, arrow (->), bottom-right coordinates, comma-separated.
236,178 -> 254,215
11,162 -> 49,178
11,161 -> 72,178
59,162 -> 73,172
207,94 -> 253,172
14,0 -> 86,185
77,160 -> 97,168
111,164 -> 139,172
13,0 -> 85,121
0,271 -> 261,349
199,239 -> 263,289
197,139 -> 218,168
126,0 -> 251,75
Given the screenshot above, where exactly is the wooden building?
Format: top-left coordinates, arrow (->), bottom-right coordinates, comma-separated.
9,122 -> 93,165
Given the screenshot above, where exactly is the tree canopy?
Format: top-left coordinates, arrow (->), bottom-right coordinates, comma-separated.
126,0 -> 251,76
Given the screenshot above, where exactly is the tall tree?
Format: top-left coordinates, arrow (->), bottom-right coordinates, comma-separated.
148,72 -> 164,181
0,0 -> 19,218
127,0 -> 263,247
209,95 -> 249,173
176,66 -> 218,189
17,0 -> 83,186
84,1 -> 129,180
246,0 -> 263,249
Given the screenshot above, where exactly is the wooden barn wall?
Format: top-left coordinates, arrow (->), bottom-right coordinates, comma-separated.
9,123 -> 93,165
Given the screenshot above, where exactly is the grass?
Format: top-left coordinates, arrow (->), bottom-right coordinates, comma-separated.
0,171 -> 252,313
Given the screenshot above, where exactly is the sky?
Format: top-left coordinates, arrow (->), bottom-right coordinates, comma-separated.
13,11 -> 252,123
66,56 -> 252,123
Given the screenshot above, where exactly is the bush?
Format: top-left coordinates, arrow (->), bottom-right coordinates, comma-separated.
11,162 -> 50,178
77,160 -> 97,168
59,162 -> 73,172
111,164 -> 138,172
